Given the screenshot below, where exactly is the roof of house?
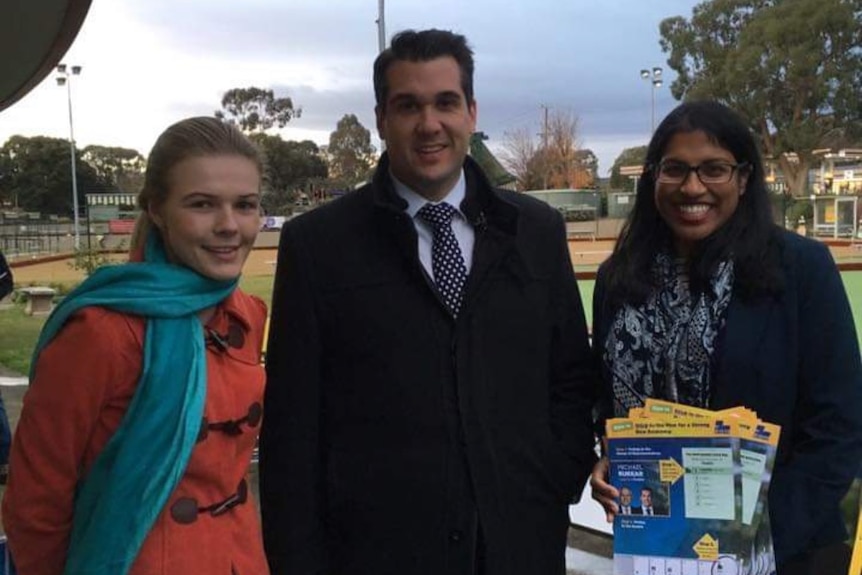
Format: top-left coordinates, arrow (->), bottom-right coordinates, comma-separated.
469,133 -> 517,188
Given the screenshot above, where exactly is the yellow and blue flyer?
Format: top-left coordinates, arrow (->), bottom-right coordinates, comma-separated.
644,400 -> 780,529
607,415 -> 746,575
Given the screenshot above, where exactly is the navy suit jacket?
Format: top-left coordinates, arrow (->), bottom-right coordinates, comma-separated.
594,230 -> 862,566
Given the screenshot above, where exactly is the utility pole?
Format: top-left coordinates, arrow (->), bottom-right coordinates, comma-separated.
376,0 -> 386,53
541,104 -> 550,189
376,0 -> 386,152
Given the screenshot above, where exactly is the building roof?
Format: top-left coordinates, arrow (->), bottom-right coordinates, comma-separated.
469,133 -> 516,188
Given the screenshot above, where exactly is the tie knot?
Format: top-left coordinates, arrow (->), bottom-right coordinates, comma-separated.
417,202 -> 457,229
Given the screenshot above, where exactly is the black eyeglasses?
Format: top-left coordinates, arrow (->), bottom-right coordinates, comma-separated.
655,161 -> 749,184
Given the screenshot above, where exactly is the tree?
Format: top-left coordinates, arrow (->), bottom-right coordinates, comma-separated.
80,145 -> 146,193
660,0 -> 862,196
0,135 -> 101,215
500,126 -> 542,190
250,134 -> 327,213
325,114 -> 376,189
215,87 -> 301,133
609,146 -> 648,190
573,149 -> 598,188
500,110 -> 591,190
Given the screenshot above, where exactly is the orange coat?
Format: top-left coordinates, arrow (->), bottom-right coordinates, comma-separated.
3,289 -> 269,575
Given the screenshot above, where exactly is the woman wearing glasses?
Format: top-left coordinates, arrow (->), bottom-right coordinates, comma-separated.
589,101 -> 862,574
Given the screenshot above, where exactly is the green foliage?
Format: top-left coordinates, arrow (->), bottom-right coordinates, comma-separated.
0,135 -> 102,215
660,0 -> 862,196
250,134 -> 327,213
68,246 -> 114,276
325,114 -> 376,188
215,87 -> 301,133
609,146 -> 648,191
80,145 -> 146,193
785,196 -> 814,226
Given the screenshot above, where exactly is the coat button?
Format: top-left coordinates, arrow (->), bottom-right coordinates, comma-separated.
171,497 -> 199,524
448,530 -> 463,543
227,322 -> 245,348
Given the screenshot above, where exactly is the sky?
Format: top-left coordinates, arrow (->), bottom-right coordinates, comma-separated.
0,0 -> 703,177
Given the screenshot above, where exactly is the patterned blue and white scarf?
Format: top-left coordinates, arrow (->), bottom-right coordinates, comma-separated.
604,252 -> 734,417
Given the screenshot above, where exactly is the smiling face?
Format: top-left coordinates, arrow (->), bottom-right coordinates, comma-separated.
654,130 -> 749,257
620,487 -> 633,507
640,488 -> 653,508
149,154 -> 261,281
376,56 -> 477,202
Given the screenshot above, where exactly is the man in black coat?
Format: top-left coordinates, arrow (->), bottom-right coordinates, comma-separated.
261,28 -> 597,575
0,250 -> 12,301
0,249 -> 12,480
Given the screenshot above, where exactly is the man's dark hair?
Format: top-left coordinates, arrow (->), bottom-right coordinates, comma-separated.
373,29 -> 475,110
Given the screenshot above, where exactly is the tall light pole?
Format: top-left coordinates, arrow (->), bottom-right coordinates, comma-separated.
640,66 -> 663,135
56,63 -> 82,251
376,0 -> 386,53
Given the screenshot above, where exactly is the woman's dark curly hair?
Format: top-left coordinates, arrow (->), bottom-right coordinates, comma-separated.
602,100 -> 783,306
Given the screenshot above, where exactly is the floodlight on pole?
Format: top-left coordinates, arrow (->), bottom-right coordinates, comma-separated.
640,66 -> 663,135
56,63 -> 82,251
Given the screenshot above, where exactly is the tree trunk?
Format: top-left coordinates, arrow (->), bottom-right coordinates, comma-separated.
779,156 -> 810,197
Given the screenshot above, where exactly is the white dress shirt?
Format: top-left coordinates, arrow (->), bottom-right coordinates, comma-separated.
392,171 -> 475,281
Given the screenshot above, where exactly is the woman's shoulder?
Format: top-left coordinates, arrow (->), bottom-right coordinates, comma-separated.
32,306 -> 144,388
59,306 -> 145,349
775,229 -> 834,269
223,289 -> 268,327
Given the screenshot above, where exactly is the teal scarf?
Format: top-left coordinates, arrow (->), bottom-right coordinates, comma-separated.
29,234 -> 236,575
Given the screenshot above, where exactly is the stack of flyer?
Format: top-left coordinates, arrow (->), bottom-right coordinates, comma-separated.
606,399 -> 781,575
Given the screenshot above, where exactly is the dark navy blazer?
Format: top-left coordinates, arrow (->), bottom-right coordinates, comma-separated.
594,230 -> 862,566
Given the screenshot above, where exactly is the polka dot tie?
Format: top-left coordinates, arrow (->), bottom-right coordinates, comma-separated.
417,202 -> 468,316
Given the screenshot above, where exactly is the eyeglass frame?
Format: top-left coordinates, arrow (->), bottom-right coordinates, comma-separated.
652,160 -> 751,185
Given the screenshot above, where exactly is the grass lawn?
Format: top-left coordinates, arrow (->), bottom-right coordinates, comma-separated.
239,274 -> 275,302
0,305 -> 43,375
1,271 -> 861,375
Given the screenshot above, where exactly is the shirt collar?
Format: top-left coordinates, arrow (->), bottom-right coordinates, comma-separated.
392,170 -> 468,220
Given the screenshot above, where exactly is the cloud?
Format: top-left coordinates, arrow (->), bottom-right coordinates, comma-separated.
1,0 -> 702,176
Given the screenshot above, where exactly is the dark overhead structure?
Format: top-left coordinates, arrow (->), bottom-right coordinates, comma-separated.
0,0 -> 92,112
470,132 -> 516,189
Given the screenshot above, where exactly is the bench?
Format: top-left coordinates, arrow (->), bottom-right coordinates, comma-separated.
19,286 -> 56,316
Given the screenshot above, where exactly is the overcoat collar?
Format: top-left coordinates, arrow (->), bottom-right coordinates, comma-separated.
369,152 -> 519,237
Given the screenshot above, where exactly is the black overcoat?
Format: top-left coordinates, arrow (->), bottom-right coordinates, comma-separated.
261,155 -> 598,575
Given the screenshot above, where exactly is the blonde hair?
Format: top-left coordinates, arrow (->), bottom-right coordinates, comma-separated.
131,117 -> 264,250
